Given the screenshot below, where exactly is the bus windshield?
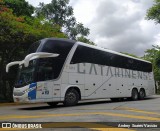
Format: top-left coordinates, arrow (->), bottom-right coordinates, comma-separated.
16,60 -> 36,88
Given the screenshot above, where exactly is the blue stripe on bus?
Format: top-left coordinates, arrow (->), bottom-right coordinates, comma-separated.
28,83 -> 37,100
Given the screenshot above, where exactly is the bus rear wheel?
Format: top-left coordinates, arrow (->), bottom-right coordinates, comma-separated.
63,89 -> 79,106
131,88 -> 138,101
138,89 -> 145,100
47,102 -> 59,107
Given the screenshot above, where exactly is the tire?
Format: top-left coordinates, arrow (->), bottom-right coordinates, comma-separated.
47,102 -> 58,107
63,89 -> 79,106
131,88 -> 138,101
138,89 -> 145,100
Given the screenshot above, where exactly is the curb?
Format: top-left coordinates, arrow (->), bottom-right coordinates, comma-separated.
0,103 -> 35,106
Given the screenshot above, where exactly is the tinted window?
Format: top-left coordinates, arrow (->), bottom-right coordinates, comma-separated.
36,58 -> 60,81
40,40 -> 74,58
71,45 -> 152,72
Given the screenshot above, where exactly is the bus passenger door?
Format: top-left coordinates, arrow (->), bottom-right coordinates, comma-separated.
36,81 -> 53,100
41,82 -> 53,99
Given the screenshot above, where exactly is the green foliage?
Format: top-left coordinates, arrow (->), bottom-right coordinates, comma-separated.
146,0 -> 160,81
67,23 -> 89,40
142,45 -> 160,82
3,0 -> 34,17
143,45 -> 160,63
36,0 -> 73,26
35,0 -> 90,40
146,0 -> 160,24
77,36 -> 95,45
0,9 -> 65,62
155,51 -> 160,67
154,51 -> 160,81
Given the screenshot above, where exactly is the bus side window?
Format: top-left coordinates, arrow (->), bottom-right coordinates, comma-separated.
71,45 -> 108,65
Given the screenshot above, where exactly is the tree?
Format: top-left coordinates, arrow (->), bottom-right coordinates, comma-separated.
142,45 -> 160,83
155,51 -> 160,67
154,51 -> 160,81
143,45 -> 160,63
3,0 -> 34,17
35,0 -> 90,40
146,0 -> 160,24
146,1 -> 160,91
77,36 -> 95,45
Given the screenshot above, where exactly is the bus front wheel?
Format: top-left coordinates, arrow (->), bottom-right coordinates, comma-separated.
63,89 -> 79,106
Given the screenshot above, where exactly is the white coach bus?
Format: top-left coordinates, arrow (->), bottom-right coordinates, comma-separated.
6,38 -> 155,106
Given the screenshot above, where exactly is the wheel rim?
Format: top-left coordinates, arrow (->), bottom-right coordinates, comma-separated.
140,90 -> 145,98
133,90 -> 138,100
66,92 -> 76,103
134,92 -> 138,99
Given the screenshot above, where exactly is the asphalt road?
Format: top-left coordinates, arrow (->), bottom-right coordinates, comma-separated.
0,95 -> 160,131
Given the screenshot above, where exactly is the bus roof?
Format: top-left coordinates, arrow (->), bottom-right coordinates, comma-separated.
42,38 -> 76,44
